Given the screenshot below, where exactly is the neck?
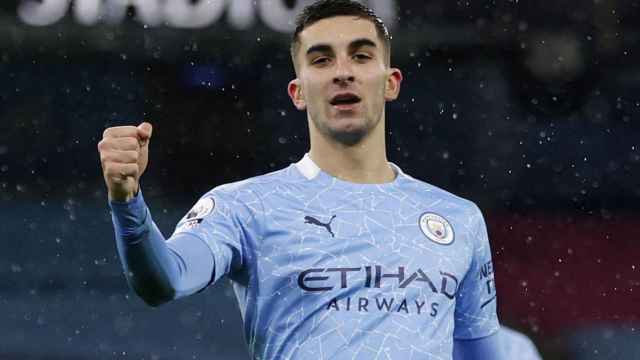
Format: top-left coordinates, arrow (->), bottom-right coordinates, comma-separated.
308,116 -> 396,184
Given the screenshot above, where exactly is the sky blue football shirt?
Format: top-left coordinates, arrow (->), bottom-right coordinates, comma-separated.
164,153 -> 500,359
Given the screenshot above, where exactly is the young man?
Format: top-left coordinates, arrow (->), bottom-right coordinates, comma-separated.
98,1 -> 505,358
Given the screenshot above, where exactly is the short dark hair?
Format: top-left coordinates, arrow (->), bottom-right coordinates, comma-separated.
290,0 -> 392,71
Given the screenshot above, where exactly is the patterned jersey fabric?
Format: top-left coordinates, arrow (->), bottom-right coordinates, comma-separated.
168,154 -> 500,359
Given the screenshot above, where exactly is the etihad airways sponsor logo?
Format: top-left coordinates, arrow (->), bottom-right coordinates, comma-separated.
297,265 -> 460,299
296,265 -> 460,317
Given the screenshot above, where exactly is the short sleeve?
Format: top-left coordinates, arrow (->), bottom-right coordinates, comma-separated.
453,205 -> 500,339
171,185 -> 260,285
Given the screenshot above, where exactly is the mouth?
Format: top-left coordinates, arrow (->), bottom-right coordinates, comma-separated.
329,93 -> 362,110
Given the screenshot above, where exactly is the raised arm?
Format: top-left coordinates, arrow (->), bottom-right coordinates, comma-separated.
98,123 -> 214,306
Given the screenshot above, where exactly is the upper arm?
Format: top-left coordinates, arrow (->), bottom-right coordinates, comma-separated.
164,231 -> 216,299
454,205 -> 500,339
171,186 -> 259,287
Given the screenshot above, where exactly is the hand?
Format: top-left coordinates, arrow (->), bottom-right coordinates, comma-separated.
98,122 -> 153,202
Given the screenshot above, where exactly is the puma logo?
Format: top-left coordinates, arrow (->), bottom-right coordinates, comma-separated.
304,215 -> 337,238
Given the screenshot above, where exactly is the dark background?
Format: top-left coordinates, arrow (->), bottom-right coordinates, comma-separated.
1,0 -> 639,359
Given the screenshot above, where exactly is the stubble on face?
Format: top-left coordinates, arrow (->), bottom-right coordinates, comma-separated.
310,108 -> 378,146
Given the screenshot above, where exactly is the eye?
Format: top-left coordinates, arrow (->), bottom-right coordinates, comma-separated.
354,53 -> 372,61
312,57 -> 330,65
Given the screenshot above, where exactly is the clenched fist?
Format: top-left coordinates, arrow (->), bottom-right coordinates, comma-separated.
98,122 -> 153,202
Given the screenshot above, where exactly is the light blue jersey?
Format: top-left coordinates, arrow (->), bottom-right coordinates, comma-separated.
163,154 -> 499,359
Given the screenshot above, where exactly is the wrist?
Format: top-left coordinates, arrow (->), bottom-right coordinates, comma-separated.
108,185 -> 139,203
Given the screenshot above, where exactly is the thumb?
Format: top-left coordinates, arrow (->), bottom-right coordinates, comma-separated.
137,122 -> 153,145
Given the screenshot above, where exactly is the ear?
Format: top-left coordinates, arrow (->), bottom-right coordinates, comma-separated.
288,78 -> 306,111
384,68 -> 403,102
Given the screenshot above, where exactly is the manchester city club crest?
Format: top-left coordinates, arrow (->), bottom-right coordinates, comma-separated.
419,212 -> 455,245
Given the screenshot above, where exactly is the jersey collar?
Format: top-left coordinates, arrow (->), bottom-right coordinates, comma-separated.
294,153 -> 404,181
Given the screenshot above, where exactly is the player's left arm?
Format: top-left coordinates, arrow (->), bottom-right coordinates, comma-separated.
453,204 -> 506,359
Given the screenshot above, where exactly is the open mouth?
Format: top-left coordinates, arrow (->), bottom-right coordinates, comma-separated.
330,93 -> 362,106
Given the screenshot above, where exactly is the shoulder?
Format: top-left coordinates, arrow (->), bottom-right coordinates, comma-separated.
178,165 -> 294,230
201,164 -> 294,202
400,171 -> 482,217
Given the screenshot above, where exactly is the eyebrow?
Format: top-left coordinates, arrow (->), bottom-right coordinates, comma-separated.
305,38 -> 378,56
348,38 -> 378,51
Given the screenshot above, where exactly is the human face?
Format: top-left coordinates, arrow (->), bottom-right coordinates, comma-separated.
288,16 -> 402,146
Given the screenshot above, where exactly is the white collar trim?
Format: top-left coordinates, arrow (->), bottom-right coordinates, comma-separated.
294,153 -> 404,181
294,153 -> 322,180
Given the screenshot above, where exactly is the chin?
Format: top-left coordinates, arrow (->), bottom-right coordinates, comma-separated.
311,112 -> 375,146
326,122 -> 370,146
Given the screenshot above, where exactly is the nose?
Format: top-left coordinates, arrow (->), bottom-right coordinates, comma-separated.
333,58 -> 355,85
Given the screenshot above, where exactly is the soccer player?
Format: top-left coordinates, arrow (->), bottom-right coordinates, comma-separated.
98,1 -> 506,359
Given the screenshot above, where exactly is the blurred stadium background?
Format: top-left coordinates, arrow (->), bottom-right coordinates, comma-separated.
1,0 -> 639,359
